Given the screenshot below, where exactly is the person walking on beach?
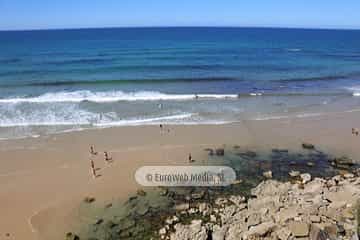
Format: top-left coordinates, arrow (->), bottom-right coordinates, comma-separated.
104,151 -> 112,163
188,153 -> 193,163
90,145 -> 98,155
90,158 -> 96,178
352,128 -> 359,136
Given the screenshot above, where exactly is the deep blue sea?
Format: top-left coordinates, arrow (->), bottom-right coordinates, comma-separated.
0,27 -> 360,139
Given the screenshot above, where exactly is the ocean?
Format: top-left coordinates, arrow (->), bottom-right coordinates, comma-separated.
0,27 -> 360,139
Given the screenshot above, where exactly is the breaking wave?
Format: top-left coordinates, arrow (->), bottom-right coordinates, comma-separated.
0,91 -> 239,103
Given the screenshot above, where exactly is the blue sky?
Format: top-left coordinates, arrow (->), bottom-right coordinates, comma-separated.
1,0 -> 359,30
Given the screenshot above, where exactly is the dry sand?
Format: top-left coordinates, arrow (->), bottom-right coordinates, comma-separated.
1,110 -> 360,240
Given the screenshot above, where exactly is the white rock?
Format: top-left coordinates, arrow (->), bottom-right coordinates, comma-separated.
263,170 -> 273,179
229,195 -> 246,206
288,222 -> 309,237
344,173 -> 355,179
300,173 -> 311,184
275,227 -> 291,240
212,225 -> 228,240
289,170 -> 300,177
243,221 -> 276,239
159,227 -> 167,235
170,220 -> 208,240
210,215 -> 217,222
310,215 -> 321,223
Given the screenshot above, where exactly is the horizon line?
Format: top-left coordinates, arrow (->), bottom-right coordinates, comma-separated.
1,25 -> 360,32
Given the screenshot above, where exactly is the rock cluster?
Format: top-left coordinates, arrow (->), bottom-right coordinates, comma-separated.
159,172 -> 360,240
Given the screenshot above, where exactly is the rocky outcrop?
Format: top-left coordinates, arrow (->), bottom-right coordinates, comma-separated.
170,220 -> 208,240
160,171 -> 360,240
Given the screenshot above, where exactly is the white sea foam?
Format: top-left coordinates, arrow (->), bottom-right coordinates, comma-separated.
253,112 -> 325,121
0,108 -> 194,128
94,113 -> 194,127
0,104 -> 97,127
286,48 -> 302,52
344,86 -> 360,96
249,93 -> 263,96
0,90 -> 239,104
253,115 -> 290,121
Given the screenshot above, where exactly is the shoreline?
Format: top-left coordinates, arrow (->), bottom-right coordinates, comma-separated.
1,97 -> 360,142
1,111 -> 360,239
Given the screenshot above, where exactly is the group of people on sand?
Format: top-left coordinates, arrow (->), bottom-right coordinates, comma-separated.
89,145 -> 112,178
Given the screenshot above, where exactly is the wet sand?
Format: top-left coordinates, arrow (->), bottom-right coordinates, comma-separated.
1,110 -> 360,240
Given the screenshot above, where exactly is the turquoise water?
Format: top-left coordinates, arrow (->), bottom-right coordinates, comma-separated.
0,27 -> 360,139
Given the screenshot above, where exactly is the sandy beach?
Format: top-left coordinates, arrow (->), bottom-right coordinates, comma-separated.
1,110 -> 360,240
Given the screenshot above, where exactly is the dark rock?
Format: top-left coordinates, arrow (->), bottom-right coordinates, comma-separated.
105,220 -> 117,229
119,230 -> 132,238
119,219 -> 136,230
333,156 -> 354,169
167,191 -> 175,199
336,223 -> 345,235
204,148 -> 214,156
65,232 -> 80,240
94,219 -> 103,225
237,150 -> 257,158
128,196 -> 138,202
136,205 -> 149,216
159,188 -> 168,196
272,149 -> 289,153
105,203 -> 112,209
215,148 -> 225,156
83,197 -> 95,204
302,143 -> 315,150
